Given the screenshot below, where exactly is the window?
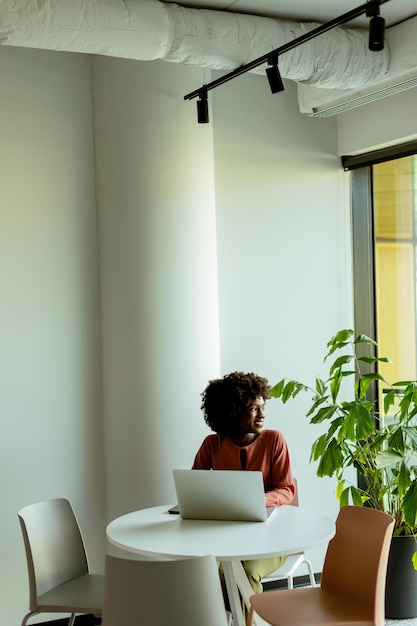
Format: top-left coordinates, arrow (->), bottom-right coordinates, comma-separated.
346,143 -> 417,414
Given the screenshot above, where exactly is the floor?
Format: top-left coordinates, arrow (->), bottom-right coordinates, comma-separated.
40,614 -> 417,625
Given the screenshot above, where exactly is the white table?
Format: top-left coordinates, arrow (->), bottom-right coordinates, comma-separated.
107,504 -> 335,626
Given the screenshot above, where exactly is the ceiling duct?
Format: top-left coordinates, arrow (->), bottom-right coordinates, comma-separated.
298,14 -> 417,116
1,0 -> 416,114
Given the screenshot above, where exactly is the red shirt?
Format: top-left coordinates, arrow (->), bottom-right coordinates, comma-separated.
192,429 -> 295,507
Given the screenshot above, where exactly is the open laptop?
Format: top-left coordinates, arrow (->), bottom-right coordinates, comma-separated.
171,469 -> 277,522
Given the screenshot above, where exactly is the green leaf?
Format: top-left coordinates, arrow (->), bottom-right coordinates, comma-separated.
329,355 -> 353,375
392,381 -> 411,389
325,329 -> 353,359
281,381 -> 298,402
412,551 -> 417,571
397,461 -> 411,498
316,438 -> 344,477
330,368 -> 343,402
327,416 -> 345,438
399,392 -> 413,416
338,401 -> 375,440
309,405 -> 338,424
310,434 -> 327,462
334,329 -> 354,342
335,480 -> 345,500
270,379 -> 307,401
358,356 -> 391,364
341,410 -> 355,441
350,486 -> 364,506
404,426 -> 417,448
402,481 -> 417,528
357,356 -> 378,364
339,486 -> 350,507
357,376 -> 372,399
354,333 -> 377,346
315,377 -> 327,395
305,395 -> 330,418
388,427 -> 405,454
269,379 -> 286,398
375,449 -> 403,469
384,389 -> 396,415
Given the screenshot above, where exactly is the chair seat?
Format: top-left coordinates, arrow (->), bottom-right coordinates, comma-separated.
251,586 -> 375,626
37,573 -> 104,614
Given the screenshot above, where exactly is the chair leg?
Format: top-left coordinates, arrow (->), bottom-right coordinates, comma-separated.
247,605 -> 255,626
68,614 -> 76,626
21,612 -> 35,626
305,559 -> 316,587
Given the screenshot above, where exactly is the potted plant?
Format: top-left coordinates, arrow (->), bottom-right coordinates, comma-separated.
271,329 -> 417,618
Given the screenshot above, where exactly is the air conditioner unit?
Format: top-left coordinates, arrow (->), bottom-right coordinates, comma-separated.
297,14 -> 417,117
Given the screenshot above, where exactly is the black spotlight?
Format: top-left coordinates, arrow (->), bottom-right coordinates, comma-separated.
369,14 -> 385,51
266,57 -> 285,94
197,89 -> 209,124
367,2 -> 385,51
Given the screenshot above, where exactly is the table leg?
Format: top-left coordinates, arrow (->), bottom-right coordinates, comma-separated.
231,560 -> 270,626
222,561 -> 246,626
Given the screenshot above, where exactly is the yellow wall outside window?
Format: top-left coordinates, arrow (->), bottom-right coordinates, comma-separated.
373,156 -> 417,412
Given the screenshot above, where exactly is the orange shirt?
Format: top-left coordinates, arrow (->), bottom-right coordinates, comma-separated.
192,429 -> 295,507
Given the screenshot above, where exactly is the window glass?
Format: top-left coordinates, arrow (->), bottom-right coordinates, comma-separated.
351,153 -> 417,420
373,156 -> 417,386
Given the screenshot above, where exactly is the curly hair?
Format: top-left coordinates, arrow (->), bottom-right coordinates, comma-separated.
201,371 -> 271,438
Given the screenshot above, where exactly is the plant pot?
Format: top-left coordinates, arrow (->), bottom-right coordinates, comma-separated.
385,535 -> 417,619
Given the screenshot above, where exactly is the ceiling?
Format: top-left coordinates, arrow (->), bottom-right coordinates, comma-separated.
162,0 -> 417,28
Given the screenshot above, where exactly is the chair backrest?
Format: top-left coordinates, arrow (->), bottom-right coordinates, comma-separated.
321,505 -> 395,625
290,477 -> 299,507
18,498 -> 89,611
102,554 -> 229,626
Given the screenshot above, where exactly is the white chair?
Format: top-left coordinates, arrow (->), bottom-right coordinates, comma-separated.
102,553 -> 229,626
262,478 -> 316,589
18,498 -> 103,626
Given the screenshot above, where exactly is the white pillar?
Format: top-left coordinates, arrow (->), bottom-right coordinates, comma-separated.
92,57 -> 219,521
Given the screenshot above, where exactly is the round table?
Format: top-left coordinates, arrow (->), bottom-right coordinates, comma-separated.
107,504 -> 335,626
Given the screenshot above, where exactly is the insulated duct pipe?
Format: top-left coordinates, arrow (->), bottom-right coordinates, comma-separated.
0,0 -> 389,89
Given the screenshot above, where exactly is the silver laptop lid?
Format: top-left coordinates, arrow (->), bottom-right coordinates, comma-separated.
172,469 -> 271,522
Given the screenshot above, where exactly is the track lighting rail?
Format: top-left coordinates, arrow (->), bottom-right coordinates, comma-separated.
184,0 -> 389,122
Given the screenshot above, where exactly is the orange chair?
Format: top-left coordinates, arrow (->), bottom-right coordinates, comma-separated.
249,505 -> 395,626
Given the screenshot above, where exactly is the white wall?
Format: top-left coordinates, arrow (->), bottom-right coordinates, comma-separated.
3,40 -> 416,626
337,87 -> 417,155
0,47 -> 105,625
212,74 -> 349,569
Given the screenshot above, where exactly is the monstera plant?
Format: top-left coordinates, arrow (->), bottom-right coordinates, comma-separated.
271,329 -> 417,570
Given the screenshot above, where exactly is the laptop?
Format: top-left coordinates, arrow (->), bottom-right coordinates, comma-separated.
171,469 -> 277,522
